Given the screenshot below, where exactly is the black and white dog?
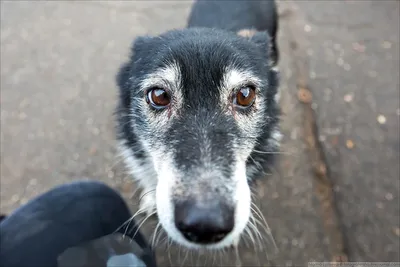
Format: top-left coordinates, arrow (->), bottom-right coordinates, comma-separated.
116,0 -> 281,250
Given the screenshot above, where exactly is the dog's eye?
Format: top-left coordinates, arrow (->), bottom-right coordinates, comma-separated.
146,88 -> 171,109
234,86 -> 256,107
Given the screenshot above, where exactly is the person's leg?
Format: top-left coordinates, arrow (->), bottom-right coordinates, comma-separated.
0,180 -> 153,267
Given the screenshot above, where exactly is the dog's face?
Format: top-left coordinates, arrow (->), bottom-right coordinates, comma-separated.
117,28 -> 280,249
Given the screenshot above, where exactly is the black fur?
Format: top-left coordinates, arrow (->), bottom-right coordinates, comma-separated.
114,0 -> 281,247
188,0 -> 280,65
116,27 -> 280,182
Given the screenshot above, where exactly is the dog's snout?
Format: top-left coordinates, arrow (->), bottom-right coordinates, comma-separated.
174,200 -> 234,244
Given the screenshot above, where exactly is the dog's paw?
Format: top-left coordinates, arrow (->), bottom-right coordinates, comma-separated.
139,191 -> 157,216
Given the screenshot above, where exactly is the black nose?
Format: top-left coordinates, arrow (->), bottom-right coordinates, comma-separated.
174,200 -> 234,244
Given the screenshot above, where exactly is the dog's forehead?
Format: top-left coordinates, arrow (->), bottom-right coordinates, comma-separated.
156,37 -> 261,104
136,29 -> 267,109
166,41 -> 247,81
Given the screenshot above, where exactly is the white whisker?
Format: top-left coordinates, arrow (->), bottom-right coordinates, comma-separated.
181,248 -> 190,267
252,149 -> 292,155
130,210 -> 157,241
167,237 -> 173,266
234,244 -> 242,267
251,202 -> 278,252
113,207 -> 147,237
151,222 -> 162,248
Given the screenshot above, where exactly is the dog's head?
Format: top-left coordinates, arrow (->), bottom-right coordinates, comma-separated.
116,28 -> 280,249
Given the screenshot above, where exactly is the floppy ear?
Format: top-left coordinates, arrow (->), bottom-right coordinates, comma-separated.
116,35 -> 157,107
237,29 -> 278,67
130,35 -> 154,60
116,36 -> 155,90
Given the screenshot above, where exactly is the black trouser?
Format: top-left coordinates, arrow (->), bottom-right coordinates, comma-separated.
0,181 -> 156,267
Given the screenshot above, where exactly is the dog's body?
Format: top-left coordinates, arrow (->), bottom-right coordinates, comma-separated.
116,0 -> 280,250
188,0 -> 279,65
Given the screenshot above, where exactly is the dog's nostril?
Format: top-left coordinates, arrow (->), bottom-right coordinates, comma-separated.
174,200 -> 234,244
182,231 -> 199,243
213,233 -> 227,242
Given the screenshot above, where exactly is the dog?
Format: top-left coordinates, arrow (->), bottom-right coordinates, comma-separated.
115,0 -> 281,250
188,0 -> 279,67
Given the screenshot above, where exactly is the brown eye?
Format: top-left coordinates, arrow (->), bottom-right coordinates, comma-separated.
235,86 -> 256,107
146,88 -> 171,109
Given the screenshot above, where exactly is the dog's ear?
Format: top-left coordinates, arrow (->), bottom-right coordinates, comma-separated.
237,29 -> 278,67
130,35 -> 155,58
116,36 -> 155,90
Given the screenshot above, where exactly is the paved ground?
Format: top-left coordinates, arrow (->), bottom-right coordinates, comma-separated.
280,1 -> 400,262
1,1 -> 399,266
